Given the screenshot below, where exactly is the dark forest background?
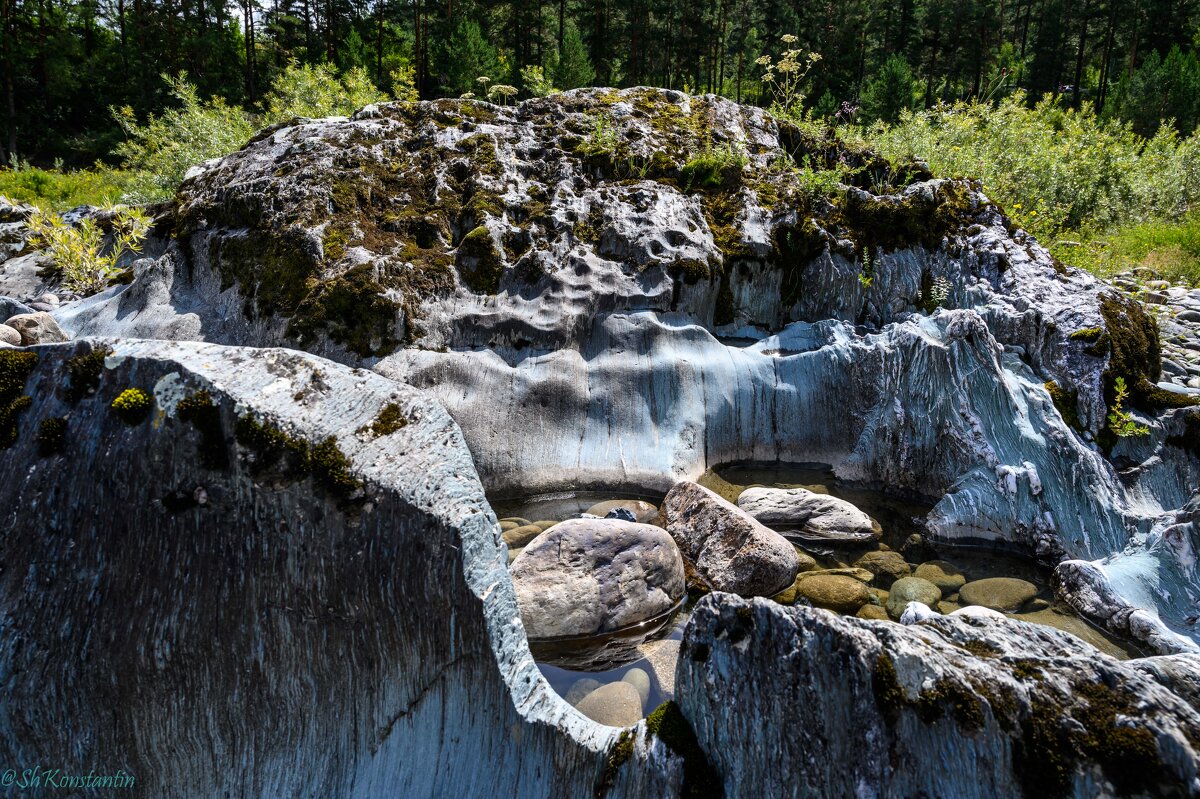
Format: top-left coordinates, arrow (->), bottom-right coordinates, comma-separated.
4,0 -> 1200,165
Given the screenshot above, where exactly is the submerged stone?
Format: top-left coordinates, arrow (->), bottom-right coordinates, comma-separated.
959,578 -> 1038,613
575,681 -> 643,727
886,577 -> 942,619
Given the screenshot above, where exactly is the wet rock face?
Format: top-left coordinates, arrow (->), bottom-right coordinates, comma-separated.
510,517 -> 685,639
677,594 -> 1200,799
0,339 -> 675,798
663,481 -> 799,596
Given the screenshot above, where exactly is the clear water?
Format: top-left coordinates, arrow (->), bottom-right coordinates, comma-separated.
494,463 -> 1139,725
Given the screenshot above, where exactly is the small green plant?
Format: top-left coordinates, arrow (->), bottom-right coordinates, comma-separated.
1108,377 -> 1150,437
578,115 -> 620,157
858,247 -> 875,288
922,275 -> 952,311
757,35 -> 822,119
388,63 -> 419,103
681,140 -> 749,190
520,65 -> 557,98
28,205 -> 150,296
110,387 -> 153,425
0,157 -> 129,210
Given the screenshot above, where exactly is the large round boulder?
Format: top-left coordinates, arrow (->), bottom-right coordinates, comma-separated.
914,560 -> 967,593
510,517 -> 685,639
736,487 -> 879,545
574,681 -> 643,727
663,481 -> 800,596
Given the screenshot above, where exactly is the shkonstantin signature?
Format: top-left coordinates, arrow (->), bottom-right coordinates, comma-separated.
2,766 -> 134,790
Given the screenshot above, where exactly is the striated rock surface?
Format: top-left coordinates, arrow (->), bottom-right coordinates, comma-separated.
662,480 -> 799,596
0,338 -> 677,798
677,593 -> 1200,799
510,517 -> 684,639
25,89 -> 1200,649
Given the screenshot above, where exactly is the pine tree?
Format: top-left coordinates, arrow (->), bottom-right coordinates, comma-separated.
554,21 -> 595,88
860,54 -> 917,122
440,18 -> 501,96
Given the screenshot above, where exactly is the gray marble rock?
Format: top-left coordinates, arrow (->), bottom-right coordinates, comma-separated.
677,594 -> 1200,799
737,486 -> 879,544
663,480 -> 799,596
510,517 -> 685,639
0,338 -> 675,798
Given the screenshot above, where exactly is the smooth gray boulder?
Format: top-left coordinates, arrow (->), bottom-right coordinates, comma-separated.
663,480 -> 799,596
5,311 -> 68,344
677,594 -> 1200,799
737,486 -> 879,544
510,517 -> 685,639
0,338 -> 676,798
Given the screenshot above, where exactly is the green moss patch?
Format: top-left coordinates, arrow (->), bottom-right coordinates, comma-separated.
36,416 -> 66,456
358,402 -> 408,438
0,350 -> 37,448
1044,381 -> 1083,431
288,263 -> 402,358
595,728 -> 635,798
645,701 -> 722,799
110,387 -> 152,425
176,389 -> 230,469
456,225 -> 504,294
65,345 -> 111,402
235,414 -> 363,499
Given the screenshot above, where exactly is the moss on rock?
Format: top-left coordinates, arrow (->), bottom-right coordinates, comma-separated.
0,350 -> 38,448
456,225 -> 505,294
64,345 -> 110,402
110,387 -> 153,425
36,416 -> 67,456
235,414 -> 363,499
176,389 -> 230,469
288,263 -> 402,357
645,701 -> 722,799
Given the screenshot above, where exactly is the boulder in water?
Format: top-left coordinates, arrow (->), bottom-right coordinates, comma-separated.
663,480 -> 799,596
737,486 -> 879,545
510,517 -> 684,639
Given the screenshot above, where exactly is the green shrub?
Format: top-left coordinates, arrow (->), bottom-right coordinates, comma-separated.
865,93 -> 1200,243
27,204 -> 150,295
681,140 -> 749,190
1056,211 -> 1200,286
112,73 -> 257,203
261,61 -> 389,122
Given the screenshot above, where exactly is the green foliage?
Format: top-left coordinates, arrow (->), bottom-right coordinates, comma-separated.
859,55 -> 917,124
27,204 -> 150,295
441,19 -> 501,96
681,140 -> 749,190
1107,377 -> 1150,437
110,387 -> 153,425
1058,211 -> 1200,286
1107,46 -> 1200,137
262,61 -> 388,121
112,73 -> 257,203
520,66 -> 557,98
0,159 -> 129,210
857,247 -> 874,288
389,62 -> 420,103
867,93 -> 1200,246
554,22 -> 595,89
578,115 -> 621,157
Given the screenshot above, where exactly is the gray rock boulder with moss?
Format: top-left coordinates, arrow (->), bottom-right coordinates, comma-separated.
676,593 -> 1200,798
47,89 -> 1200,652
